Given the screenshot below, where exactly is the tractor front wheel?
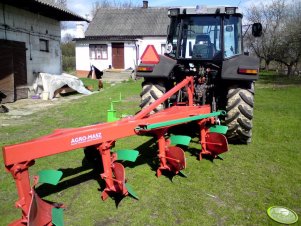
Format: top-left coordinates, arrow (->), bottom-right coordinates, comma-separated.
225,83 -> 254,144
140,80 -> 166,113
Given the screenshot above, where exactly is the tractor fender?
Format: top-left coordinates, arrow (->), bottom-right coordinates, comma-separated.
136,55 -> 177,79
221,55 -> 259,81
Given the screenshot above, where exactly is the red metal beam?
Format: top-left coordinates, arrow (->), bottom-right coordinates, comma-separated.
3,105 -> 210,167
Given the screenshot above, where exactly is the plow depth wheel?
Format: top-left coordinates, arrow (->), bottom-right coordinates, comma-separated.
205,132 -> 228,156
165,146 -> 186,173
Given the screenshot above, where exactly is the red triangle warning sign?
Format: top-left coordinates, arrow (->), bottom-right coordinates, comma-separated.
140,45 -> 160,64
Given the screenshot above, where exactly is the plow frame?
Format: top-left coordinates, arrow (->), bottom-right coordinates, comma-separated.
2,76 -> 227,225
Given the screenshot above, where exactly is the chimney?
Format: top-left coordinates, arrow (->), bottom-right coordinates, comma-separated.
143,1 -> 148,8
76,22 -> 85,39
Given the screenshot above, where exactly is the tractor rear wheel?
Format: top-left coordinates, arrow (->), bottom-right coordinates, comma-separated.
225,83 -> 254,144
140,80 -> 166,113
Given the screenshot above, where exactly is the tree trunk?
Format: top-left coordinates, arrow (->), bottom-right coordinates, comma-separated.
287,65 -> 293,76
265,60 -> 270,71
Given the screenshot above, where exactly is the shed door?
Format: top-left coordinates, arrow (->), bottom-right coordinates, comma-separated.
0,40 -> 27,103
0,50 -> 14,103
112,43 -> 124,69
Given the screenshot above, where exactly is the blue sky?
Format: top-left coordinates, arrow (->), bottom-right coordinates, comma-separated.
67,0 -> 249,19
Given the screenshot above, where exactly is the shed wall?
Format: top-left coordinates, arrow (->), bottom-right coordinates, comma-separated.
0,4 -> 62,87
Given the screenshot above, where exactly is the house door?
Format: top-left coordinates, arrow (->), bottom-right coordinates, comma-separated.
0,40 -> 27,103
112,43 -> 124,69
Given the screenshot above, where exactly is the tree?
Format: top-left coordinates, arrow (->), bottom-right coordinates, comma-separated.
273,1 -> 301,75
245,0 -> 301,75
62,33 -> 74,43
61,35 -> 76,72
245,0 -> 286,70
90,0 -> 141,18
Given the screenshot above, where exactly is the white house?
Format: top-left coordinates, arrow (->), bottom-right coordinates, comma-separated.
0,0 -> 87,103
75,1 -> 170,77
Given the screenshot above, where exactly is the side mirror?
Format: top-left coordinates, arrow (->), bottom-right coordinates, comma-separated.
252,23 -> 262,37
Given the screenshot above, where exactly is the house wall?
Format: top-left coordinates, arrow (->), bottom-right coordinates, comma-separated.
0,4 -> 62,86
76,40 -> 111,76
75,36 -> 166,76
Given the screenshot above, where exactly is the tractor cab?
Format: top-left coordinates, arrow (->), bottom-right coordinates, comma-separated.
166,6 -> 243,63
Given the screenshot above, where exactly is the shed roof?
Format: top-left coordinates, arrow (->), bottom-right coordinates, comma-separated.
85,7 -> 169,38
0,0 -> 89,22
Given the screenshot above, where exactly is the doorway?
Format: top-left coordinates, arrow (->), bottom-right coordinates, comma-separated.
0,40 -> 27,103
112,43 -> 124,69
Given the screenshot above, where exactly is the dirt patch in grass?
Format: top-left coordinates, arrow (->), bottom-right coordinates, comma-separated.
0,92 -> 99,126
94,218 -> 118,226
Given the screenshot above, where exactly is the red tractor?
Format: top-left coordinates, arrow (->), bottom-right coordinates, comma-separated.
137,6 -> 262,144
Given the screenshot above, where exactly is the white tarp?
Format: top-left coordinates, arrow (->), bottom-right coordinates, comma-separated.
33,73 -> 92,99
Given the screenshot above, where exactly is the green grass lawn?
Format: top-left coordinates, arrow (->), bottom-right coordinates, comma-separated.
1,75 -> 301,225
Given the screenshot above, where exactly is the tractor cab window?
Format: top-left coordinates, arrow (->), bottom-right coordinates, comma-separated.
166,17 -> 181,58
166,16 -> 222,60
223,16 -> 242,58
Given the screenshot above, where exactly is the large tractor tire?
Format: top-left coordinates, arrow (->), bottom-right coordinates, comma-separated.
140,80 -> 166,113
225,83 -> 254,144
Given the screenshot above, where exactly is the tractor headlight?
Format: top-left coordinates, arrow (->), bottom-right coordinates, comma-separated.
225,7 -> 237,14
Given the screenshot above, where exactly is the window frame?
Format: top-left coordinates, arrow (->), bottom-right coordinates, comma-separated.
39,39 -> 49,52
89,44 -> 108,60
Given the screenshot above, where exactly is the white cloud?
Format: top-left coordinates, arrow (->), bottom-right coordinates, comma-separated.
67,0 -> 93,18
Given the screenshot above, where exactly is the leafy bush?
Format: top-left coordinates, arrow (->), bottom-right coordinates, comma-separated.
61,42 -> 76,72
62,56 -> 75,72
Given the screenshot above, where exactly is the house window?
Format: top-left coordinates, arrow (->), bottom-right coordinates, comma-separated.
40,39 -> 49,52
90,44 -> 108,59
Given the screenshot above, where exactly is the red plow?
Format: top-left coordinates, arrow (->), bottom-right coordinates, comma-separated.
2,76 -> 229,225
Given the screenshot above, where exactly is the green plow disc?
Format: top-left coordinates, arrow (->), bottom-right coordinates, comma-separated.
209,125 -> 228,134
125,183 -> 139,200
37,170 -> 63,185
179,171 -> 188,177
52,208 -> 64,226
218,154 -> 224,160
116,150 -> 139,162
170,135 -> 191,146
